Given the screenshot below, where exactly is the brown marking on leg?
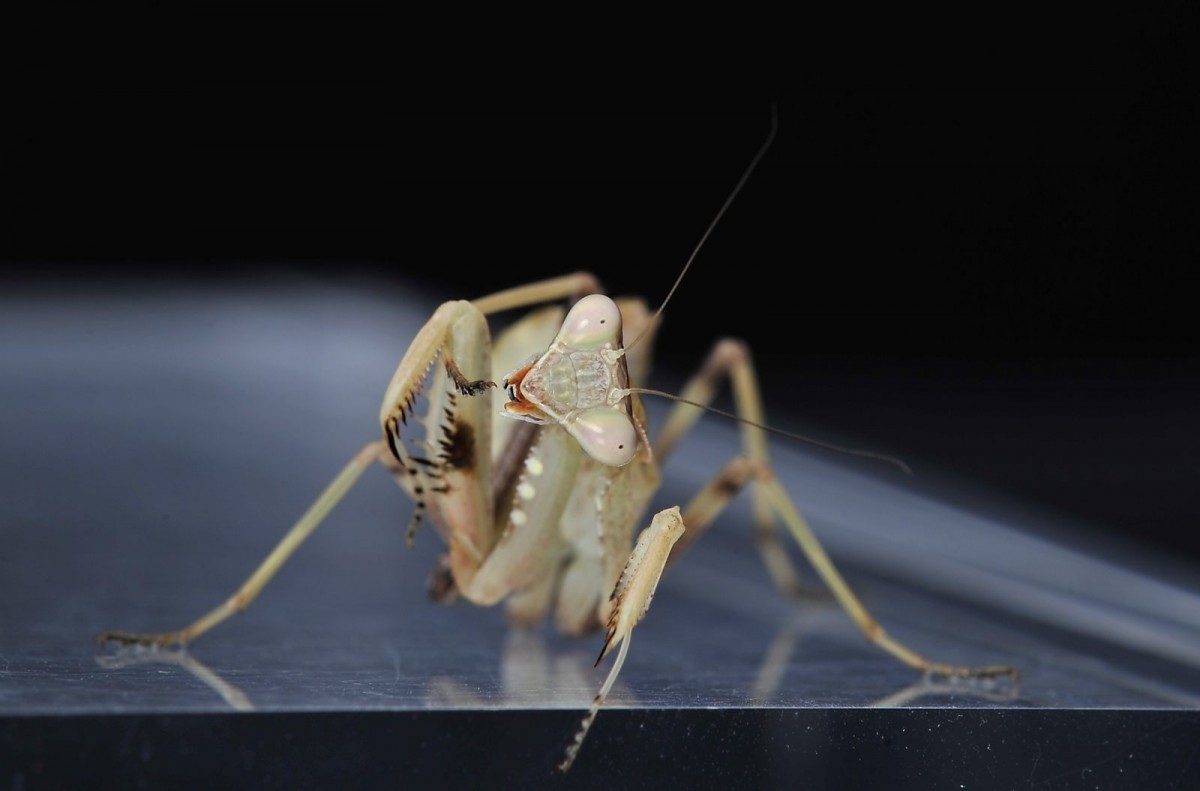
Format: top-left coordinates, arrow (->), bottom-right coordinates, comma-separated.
666,456 -> 755,563
437,419 -> 476,471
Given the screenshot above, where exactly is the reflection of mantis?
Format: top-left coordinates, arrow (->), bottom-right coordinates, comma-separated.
429,614 -> 1019,715
96,649 -> 254,712
96,108 -> 1015,771
426,630 -> 629,711
93,610 -> 1017,722
870,679 -> 1020,707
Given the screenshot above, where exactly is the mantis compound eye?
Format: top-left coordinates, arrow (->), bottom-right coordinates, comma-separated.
558,294 -> 623,350
570,406 -> 638,466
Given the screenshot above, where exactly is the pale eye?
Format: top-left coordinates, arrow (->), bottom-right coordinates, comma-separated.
557,294 -> 623,350
569,406 -> 637,466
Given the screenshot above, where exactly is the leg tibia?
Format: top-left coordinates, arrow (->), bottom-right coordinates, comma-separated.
471,272 -> 600,316
97,440 -> 384,648
668,455 -> 1018,681
652,339 -> 813,599
753,469 -> 1017,681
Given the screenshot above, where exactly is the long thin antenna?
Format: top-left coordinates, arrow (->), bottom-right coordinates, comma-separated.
625,387 -> 912,475
625,103 -> 779,353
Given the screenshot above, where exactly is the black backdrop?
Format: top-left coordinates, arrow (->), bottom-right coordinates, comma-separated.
8,14 -> 1198,564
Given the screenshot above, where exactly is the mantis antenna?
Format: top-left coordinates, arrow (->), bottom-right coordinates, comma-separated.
621,104 -> 911,475
624,102 -> 778,354
621,387 -> 912,475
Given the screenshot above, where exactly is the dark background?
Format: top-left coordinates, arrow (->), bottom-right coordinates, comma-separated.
7,15 -> 1198,564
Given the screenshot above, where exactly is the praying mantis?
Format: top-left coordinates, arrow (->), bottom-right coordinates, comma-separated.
97,108 -> 1017,772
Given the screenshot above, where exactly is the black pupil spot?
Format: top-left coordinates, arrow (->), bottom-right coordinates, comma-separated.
618,444 -> 624,448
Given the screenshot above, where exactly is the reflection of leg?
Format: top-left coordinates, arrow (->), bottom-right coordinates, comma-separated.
98,440 -> 385,648
872,678 -> 1020,707
750,615 -> 804,704
96,650 -> 254,711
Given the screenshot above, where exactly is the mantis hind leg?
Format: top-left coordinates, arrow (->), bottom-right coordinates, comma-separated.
653,338 -> 824,600
97,440 -> 385,648
669,455 -> 1018,681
